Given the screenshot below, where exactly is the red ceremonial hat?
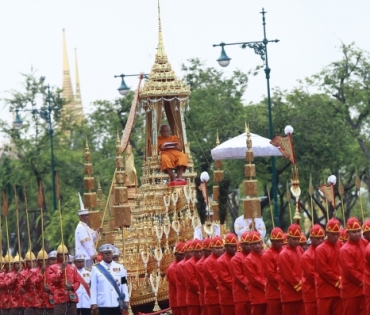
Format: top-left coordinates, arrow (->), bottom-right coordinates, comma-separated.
202,238 -> 212,249
211,236 -> 224,248
299,233 -> 307,244
185,240 -> 194,251
175,241 -> 186,254
287,224 -> 301,238
270,227 -> 284,240
346,217 -> 362,231
326,218 -> 340,233
224,233 -> 238,245
283,233 -> 288,245
339,228 -> 348,242
363,220 -> 370,232
310,224 -> 325,238
249,231 -> 262,243
192,239 -> 203,251
240,231 -> 251,244
237,242 -> 242,252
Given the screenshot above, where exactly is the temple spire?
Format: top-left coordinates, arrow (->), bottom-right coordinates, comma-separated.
74,48 -> 83,122
62,29 -> 74,104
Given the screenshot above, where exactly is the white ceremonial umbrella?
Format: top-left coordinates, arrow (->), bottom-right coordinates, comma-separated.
211,132 -> 282,160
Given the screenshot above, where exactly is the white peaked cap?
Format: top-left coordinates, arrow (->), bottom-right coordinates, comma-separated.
78,193 -> 89,216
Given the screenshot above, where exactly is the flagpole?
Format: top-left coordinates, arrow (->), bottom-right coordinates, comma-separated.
2,191 -> 11,259
55,172 -> 67,284
14,185 -> 22,269
23,186 -> 32,251
37,181 -> 46,266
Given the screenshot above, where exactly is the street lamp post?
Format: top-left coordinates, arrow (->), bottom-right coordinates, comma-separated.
114,73 -> 149,96
213,8 -> 280,226
14,84 -> 58,211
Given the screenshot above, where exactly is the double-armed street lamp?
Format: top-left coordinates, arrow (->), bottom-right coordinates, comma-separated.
114,73 -> 149,96
13,82 -> 59,211
213,8 -> 280,226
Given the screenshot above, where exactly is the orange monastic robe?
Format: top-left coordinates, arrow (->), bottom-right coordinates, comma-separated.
158,135 -> 187,171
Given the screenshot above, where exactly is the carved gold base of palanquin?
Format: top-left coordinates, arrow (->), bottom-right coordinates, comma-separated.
129,275 -> 169,306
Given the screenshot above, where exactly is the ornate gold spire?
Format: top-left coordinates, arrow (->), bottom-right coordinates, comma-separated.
139,1 -> 190,99
62,29 -> 74,104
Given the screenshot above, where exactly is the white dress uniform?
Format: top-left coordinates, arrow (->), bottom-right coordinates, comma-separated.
234,215 -> 266,240
76,267 -> 91,309
90,260 -> 129,307
75,221 -> 98,265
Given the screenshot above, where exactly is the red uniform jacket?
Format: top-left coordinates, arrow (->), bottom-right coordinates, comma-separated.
229,251 -> 250,303
4,270 -> 24,308
216,252 -> 234,306
244,251 -> 266,305
339,238 -> 368,299
314,239 -> 341,298
44,266 -> 55,308
203,253 -> 220,305
278,246 -> 303,303
166,260 -> 179,308
262,247 -> 281,300
301,245 -> 316,303
195,256 -> 206,306
21,267 -> 44,308
184,256 -> 201,306
175,258 -> 188,307
49,263 -> 80,304
30,267 -> 48,308
364,243 -> 370,296
0,272 -> 6,309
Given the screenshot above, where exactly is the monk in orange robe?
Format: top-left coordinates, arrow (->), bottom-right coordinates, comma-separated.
158,125 -> 188,181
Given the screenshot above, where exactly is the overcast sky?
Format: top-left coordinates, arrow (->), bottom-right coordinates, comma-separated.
0,0 -> 369,143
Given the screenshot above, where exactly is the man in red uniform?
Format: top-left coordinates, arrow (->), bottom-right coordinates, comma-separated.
244,231 -> 266,315
184,239 -> 203,315
339,228 -> 348,244
5,254 -> 24,315
299,233 -> 308,252
203,236 -> 224,315
278,223 -> 305,315
363,220 -> 370,242
32,250 -> 51,315
216,233 -> 237,315
44,250 -> 57,315
301,224 -> 325,315
262,227 -> 284,315
363,220 -> 370,313
167,242 -> 185,315
176,241 -> 193,315
1,253 -> 13,315
22,250 -> 41,315
195,238 -> 212,315
49,244 -> 80,315
314,218 -> 342,315
282,233 -> 288,247
230,231 -> 251,315
339,217 -> 368,315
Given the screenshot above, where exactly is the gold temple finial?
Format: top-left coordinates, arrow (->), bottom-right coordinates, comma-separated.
157,0 -> 166,60
62,29 -> 74,103
216,130 -> 220,146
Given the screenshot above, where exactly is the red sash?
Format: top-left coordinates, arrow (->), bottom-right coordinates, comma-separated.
76,271 -> 90,297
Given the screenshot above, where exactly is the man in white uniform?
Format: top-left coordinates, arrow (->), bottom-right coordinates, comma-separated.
74,254 -> 91,315
90,244 -> 129,315
234,214 -> 266,241
74,193 -> 102,268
